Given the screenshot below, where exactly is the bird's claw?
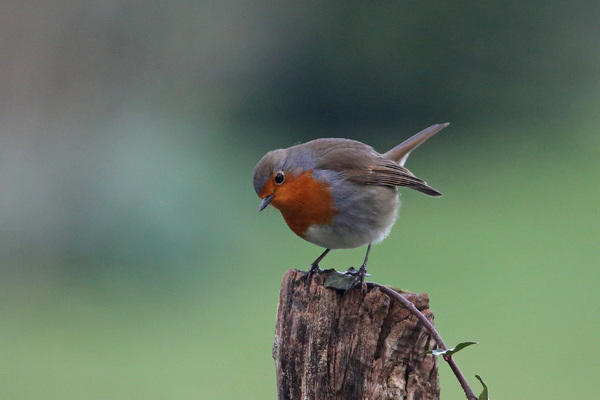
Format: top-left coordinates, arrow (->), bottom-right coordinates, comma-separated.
343,265 -> 369,288
302,263 -> 323,289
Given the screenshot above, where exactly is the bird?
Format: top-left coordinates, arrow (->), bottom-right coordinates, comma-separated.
253,123 -> 448,285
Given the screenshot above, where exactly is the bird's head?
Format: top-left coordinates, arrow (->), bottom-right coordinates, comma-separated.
253,149 -> 288,211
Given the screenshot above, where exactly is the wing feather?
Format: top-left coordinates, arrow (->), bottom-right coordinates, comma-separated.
305,138 -> 442,197
344,159 -> 442,197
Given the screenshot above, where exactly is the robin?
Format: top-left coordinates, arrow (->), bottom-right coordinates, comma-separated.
253,123 -> 448,284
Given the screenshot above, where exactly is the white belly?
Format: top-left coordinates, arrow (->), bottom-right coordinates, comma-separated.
304,187 -> 400,249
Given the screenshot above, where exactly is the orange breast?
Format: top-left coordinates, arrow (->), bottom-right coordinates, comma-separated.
270,171 -> 338,237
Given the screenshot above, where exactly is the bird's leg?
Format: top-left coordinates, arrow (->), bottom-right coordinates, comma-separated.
303,248 -> 331,283
356,244 -> 372,284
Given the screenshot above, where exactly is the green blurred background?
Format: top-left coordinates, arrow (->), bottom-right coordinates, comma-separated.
1,2 -> 599,399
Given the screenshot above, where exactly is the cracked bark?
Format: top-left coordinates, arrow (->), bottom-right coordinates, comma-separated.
273,269 -> 439,400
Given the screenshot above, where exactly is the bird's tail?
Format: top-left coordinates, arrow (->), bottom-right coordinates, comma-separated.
384,123 -> 449,166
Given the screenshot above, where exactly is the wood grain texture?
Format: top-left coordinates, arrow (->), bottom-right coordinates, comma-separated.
273,269 -> 439,400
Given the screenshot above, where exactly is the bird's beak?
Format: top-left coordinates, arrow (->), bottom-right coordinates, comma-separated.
259,194 -> 274,211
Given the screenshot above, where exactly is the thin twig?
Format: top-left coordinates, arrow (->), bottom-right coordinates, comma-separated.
366,282 -> 478,400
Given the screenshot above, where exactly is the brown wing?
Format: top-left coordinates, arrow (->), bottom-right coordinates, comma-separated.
344,158 -> 442,197
306,138 -> 442,197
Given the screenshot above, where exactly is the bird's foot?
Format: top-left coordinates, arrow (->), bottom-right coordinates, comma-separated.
343,264 -> 369,288
302,248 -> 331,289
302,262 -> 323,288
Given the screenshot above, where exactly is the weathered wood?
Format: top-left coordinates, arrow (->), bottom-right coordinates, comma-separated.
273,269 -> 439,400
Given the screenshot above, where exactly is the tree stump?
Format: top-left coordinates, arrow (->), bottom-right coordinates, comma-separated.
273,269 -> 439,400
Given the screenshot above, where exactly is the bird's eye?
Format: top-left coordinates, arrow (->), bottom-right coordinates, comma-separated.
274,171 -> 285,184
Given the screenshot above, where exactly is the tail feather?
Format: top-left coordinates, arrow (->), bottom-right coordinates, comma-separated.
384,123 -> 449,166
